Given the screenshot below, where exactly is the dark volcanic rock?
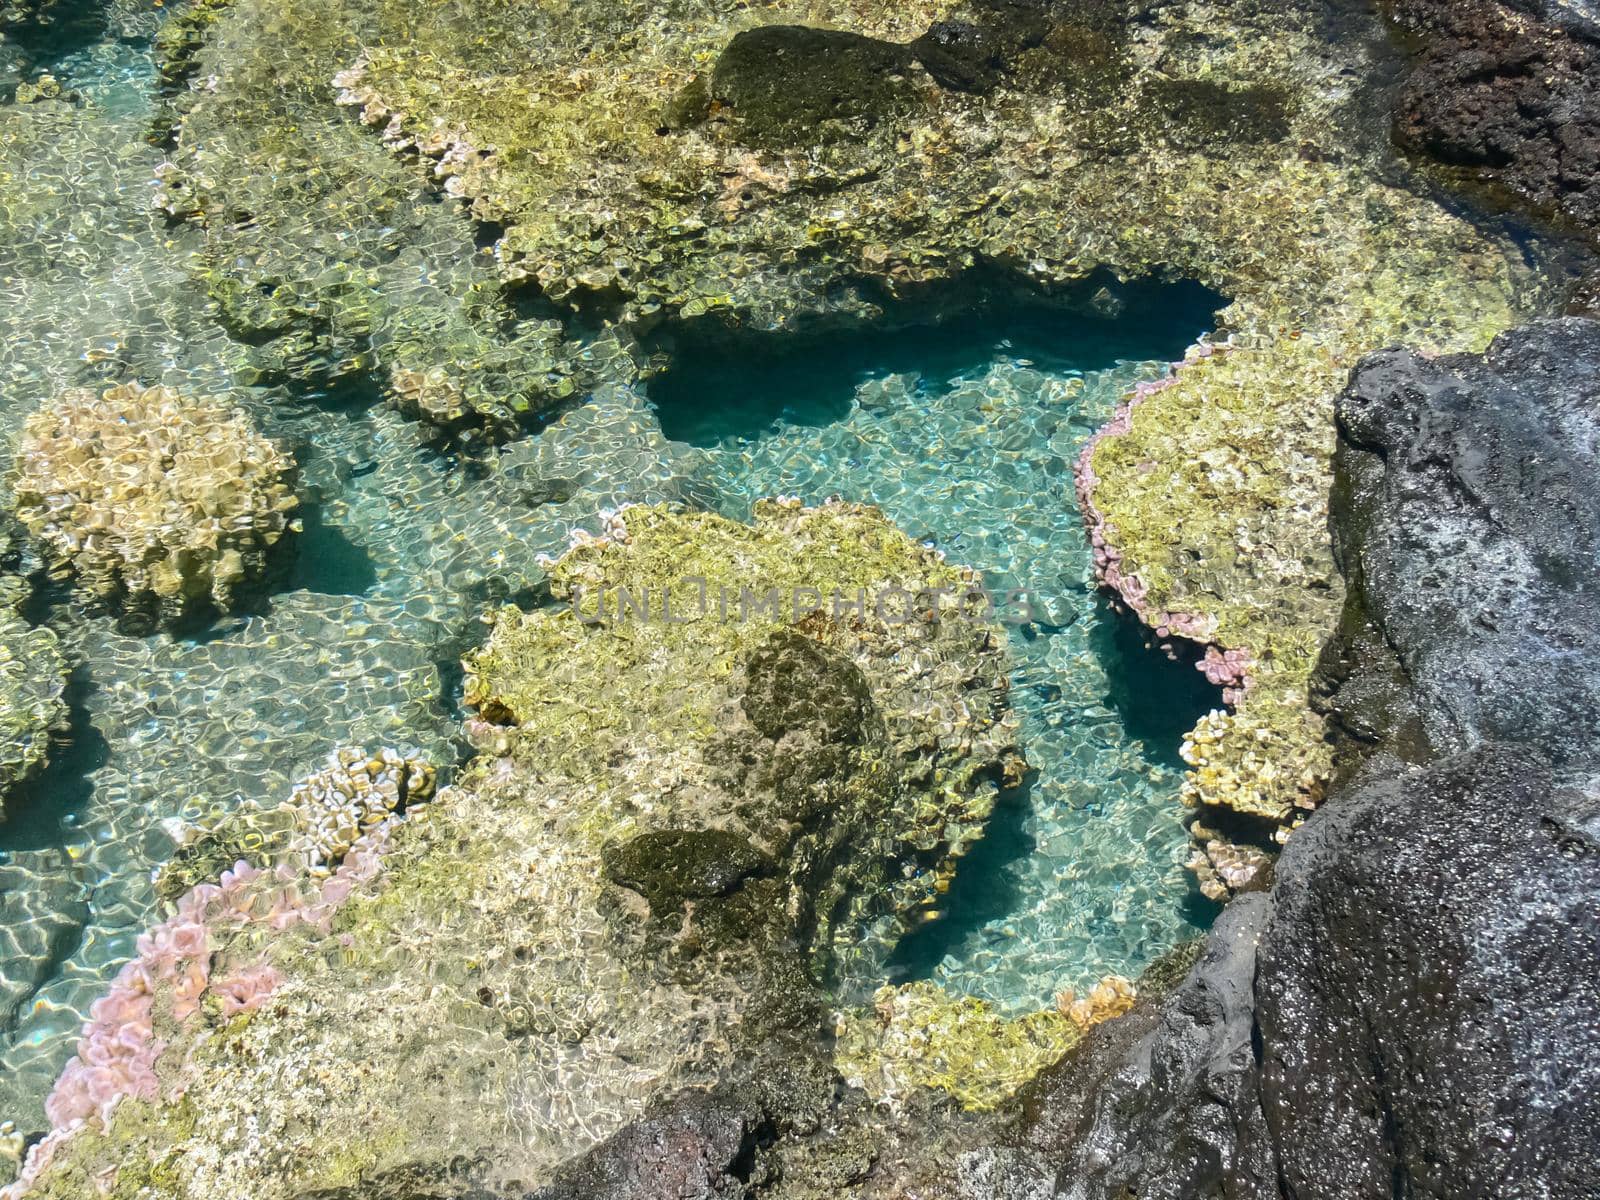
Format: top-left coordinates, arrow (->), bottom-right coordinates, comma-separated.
711,26 -> 923,148
1024,896 -> 1278,1200
1257,746 -> 1600,1200
528,1089 -> 771,1200
742,628 -> 872,744
1016,319 -> 1600,1199
1332,318 -> 1600,761
603,829 -> 774,914
1386,0 -> 1600,236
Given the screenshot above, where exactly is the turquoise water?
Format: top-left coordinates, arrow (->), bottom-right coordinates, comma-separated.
0,30 -> 698,1126
651,295 -> 1224,1010
0,6 -> 1218,1136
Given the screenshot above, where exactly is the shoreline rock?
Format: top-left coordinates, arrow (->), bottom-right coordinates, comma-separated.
1010,317 -> 1600,1200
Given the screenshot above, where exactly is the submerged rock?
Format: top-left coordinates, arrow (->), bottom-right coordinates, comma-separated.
0,564 -> 66,825
711,26 -> 925,148
6,500 -> 1018,1197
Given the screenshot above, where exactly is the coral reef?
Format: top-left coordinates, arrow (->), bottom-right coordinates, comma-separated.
151,0 -> 597,441
147,0 -> 1545,849
6,500 -> 1018,1197
153,746 -> 436,900
11,383 -> 298,626
0,572 -> 67,824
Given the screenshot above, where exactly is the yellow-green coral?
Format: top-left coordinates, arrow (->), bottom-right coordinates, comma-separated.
836,974 -> 1137,1111
835,982 -> 1081,1112
1088,270 -> 1516,833
13,501 -> 1018,1198
11,384 -> 299,626
0,576 -> 66,824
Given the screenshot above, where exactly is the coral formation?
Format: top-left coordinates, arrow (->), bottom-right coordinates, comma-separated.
0,569 -> 67,824
153,745 -> 436,900
835,982 -> 1082,1113
282,745 -> 435,879
150,0 -> 596,441
11,383 -> 298,626
834,974 -> 1136,1115
6,500 -> 1018,1196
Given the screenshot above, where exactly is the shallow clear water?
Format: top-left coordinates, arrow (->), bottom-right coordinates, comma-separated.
0,5 -> 1219,1134
651,297 -> 1224,1011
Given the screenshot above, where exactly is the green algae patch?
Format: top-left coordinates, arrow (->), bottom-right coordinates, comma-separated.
12,501 -> 1018,1198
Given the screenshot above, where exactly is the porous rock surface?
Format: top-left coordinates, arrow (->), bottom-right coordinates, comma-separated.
11,383 -> 299,628
1006,319 -> 1600,1199
1387,0 -> 1600,237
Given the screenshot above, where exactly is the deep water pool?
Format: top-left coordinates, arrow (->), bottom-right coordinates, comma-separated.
649,287 -> 1226,1011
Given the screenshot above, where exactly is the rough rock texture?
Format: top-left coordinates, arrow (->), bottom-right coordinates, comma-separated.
1387,0 -> 1600,237
1023,895 -> 1276,1199
1006,319 -> 1600,1200
6,500 -> 1019,1198
1330,317 -> 1600,760
1256,746 -> 1600,1200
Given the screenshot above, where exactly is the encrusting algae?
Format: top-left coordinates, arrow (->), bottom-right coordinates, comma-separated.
0,571 -> 66,826
4,501 -> 1023,1198
836,974 -> 1137,1112
310,0 -> 1535,860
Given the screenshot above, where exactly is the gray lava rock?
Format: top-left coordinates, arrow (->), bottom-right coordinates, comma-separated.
1025,895 -> 1277,1200
1014,318 -> 1600,1199
529,1090 -> 770,1200
1332,318 -> 1600,761
1257,746 -> 1600,1199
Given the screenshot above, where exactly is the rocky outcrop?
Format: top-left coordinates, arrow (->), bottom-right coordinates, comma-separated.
1255,745 -> 1600,1200
1387,0 -> 1600,237
1329,317 -> 1600,761
1012,319 -> 1600,1199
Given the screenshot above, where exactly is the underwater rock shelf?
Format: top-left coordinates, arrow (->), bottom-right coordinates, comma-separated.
1,501 -> 1024,1195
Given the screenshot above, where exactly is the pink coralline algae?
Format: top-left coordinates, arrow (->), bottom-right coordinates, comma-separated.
1073,339 -> 1252,706
2,821 -> 400,1198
